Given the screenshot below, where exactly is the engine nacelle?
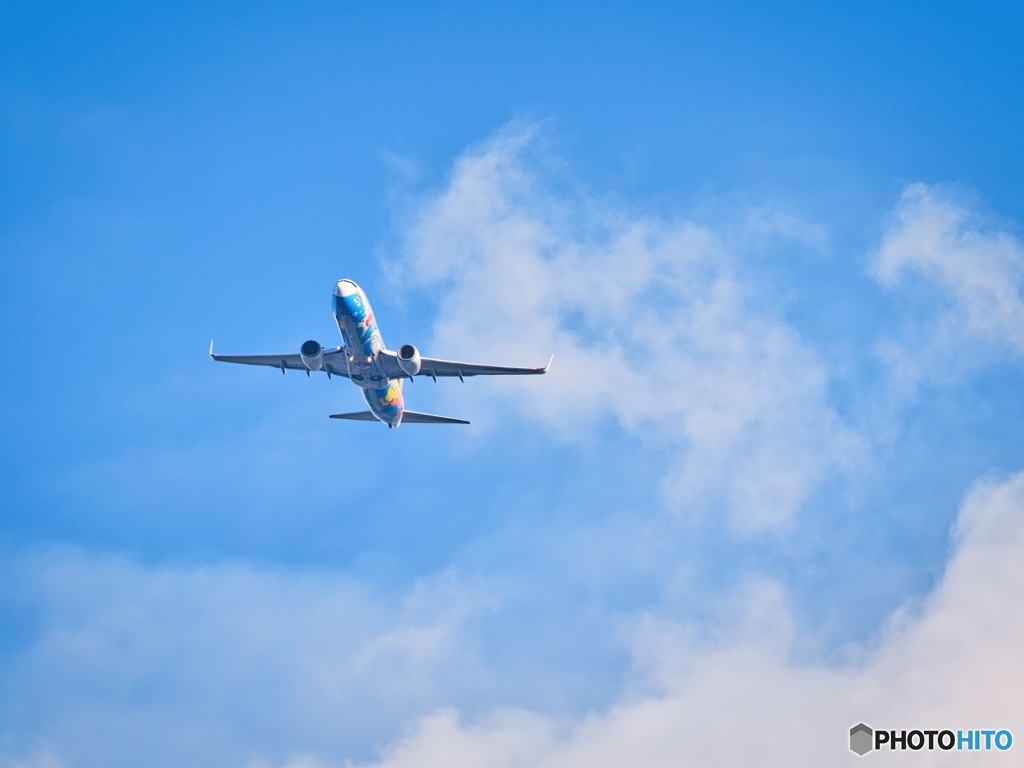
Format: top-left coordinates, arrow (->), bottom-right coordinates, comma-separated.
300,339 -> 324,371
397,344 -> 421,377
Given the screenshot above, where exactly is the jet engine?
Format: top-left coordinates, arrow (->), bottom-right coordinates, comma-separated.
300,339 -> 324,371
397,344 -> 421,377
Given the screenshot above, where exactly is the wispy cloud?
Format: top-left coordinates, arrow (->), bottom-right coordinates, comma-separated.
0,556 -> 498,768
392,125 -> 865,530
873,183 -> 1024,396
0,747 -> 66,768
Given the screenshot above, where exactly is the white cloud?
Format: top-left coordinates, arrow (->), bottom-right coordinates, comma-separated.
0,747 -> 66,768
392,125 -> 864,530
873,184 -> 1024,394
343,470 -> 1024,768
0,556 -> 497,768
874,184 -> 1024,350
11,468 -> 1023,768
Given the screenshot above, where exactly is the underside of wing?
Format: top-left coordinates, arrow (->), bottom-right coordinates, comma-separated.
212,351 -> 306,370
378,350 -> 552,380
209,341 -> 350,377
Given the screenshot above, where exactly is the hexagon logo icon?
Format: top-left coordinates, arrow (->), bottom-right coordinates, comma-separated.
850,723 -> 874,756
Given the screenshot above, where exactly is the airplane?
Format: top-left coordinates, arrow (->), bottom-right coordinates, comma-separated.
210,278 -> 551,427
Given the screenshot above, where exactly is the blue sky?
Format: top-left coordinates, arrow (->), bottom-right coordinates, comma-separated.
3,3 -> 1024,767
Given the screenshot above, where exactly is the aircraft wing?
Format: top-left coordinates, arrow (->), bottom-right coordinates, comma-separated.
209,341 -> 351,377
378,350 -> 552,381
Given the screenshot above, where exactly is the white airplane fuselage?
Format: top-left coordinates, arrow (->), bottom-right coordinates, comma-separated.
332,279 -> 406,426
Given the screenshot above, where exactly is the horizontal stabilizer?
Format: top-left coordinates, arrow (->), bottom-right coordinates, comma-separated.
401,410 -> 470,424
328,410 -> 469,424
328,411 -> 379,421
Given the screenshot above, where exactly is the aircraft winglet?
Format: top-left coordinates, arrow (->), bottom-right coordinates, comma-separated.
209,340 -> 215,358
541,354 -> 554,373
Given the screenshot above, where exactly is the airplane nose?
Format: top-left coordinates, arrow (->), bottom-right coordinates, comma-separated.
334,279 -> 358,297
